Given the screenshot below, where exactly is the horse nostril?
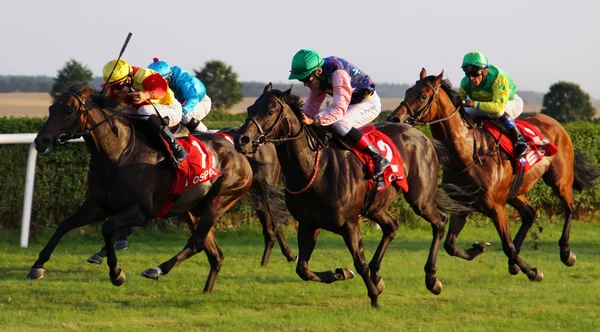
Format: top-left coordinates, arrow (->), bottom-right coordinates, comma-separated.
240,136 -> 250,144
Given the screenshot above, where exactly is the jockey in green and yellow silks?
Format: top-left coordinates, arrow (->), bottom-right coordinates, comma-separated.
458,52 -> 529,159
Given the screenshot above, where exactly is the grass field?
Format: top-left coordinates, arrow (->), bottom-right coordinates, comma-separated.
1,221 -> 600,331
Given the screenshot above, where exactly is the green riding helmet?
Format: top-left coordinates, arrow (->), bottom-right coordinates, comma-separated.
288,49 -> 324,80
461,52 -> 489,68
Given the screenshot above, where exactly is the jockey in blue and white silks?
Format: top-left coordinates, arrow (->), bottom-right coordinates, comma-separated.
148,58 -> 212,132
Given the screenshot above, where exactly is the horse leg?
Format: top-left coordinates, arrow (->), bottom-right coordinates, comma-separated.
295,225 -> 352,284
274,222 -> 297,262
340,221 -> 381,308
101,205 -> 148,286
506,195 -> 537,275
141,212 -> 204,281
86,227 -> 132,265
202,229 -> 223,293
543,172 -> 578,267
443,213 -> 489,260
27,199 -> 108,279
256,209 -> 276,266
490,206 -> 543,281
366,210 -> 399,295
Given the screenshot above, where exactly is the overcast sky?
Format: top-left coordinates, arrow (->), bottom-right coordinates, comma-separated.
1,0 -> 598,98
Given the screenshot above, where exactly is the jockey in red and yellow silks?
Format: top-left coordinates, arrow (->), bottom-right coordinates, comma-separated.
102,59 -> 188,164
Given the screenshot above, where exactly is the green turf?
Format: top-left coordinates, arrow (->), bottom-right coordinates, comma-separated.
1,221 -> 599,331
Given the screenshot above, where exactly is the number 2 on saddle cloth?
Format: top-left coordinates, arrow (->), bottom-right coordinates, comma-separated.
482,120 -> 559,173
354,125 -> 409,192
155,135 -> 222,218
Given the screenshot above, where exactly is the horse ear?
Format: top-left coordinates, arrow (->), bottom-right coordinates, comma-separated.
263,83 -> 273,94
435,70 -> 445,85
283,85 -> 293,96
420,68 -> 427,80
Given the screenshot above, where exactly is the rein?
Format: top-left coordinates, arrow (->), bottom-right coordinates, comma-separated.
244,93 -> 329,194
60,91 -> 136,165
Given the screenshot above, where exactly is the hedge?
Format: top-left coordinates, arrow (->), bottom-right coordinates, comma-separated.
0,114 -> 599,231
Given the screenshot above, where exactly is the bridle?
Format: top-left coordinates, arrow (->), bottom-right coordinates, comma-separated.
56,91 -> 120,145
242,93 -> 305,151
401,80 -> 459,126
55,90 -> 135,165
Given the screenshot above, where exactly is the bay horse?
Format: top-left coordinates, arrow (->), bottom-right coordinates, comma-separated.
236,83 -> 470,307
28,82 -> 260,292
86,128 -> 297,267
388,69 -> 600,281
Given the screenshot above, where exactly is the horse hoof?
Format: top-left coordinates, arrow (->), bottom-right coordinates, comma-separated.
87,253 -> 104,265
508,264 -> 521,275
376,277 -> 385,294
473,242 -> 491,252
111,269 -> 126,286
528,268 -> 543,282
427,277 -> 443,295
561,251 -> 576,267
288,255 -> 298,263
336,268 -> 355,280
27,267 -> 45,280
114,240 -> 129,251
141,267 -> 162,280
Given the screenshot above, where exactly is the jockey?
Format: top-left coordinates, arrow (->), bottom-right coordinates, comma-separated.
288,49 -> 390,178
458,52 -> 529,158
102,59 -> 189,164
147,58 -> 212,132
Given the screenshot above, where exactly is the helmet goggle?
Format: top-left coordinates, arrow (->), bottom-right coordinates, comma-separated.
463,65 -> 484,78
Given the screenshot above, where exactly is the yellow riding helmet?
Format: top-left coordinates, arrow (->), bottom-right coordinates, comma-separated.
102,59 -> 132,84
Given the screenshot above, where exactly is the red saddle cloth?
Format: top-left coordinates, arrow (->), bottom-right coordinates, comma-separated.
351,125 -> 409,192
155,135 -> 222,218
482,119 -> 558,173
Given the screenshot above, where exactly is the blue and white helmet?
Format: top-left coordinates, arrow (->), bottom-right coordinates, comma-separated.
147,58 -> 172,79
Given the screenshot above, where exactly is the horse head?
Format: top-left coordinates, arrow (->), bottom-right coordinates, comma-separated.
236,83 -> 304,155
388,68 -> 455,125
34,83 -> 99,154
34,83 -> 123,155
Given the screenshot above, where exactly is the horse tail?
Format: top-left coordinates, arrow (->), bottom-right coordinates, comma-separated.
573,151 -> 600,192
436,183 -> 478,216
430,138 -> 453,168
246,159 -> 292,225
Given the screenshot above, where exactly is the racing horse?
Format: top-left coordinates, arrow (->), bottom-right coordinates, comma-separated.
28,82 -> 260,292
85,128 -> 297,267
388,69 -> 600,281
236,83 -> 470,307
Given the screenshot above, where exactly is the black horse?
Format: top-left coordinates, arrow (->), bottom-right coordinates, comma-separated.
28,83 -> 262,292
235,84 -> 469,307
86,128 -> 297,268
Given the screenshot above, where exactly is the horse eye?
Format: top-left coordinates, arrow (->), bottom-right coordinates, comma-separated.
420,94 -> 428,101
268,110 -> 275,116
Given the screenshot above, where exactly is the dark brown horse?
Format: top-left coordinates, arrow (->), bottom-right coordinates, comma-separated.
86,127 -> 296,268
236,83 -> 470,307
28,82 -> 257,292
388,69 -> 600,281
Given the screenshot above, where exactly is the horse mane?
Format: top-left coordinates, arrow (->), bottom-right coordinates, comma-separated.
267,88 -> 305,119
423,77 -> 462,107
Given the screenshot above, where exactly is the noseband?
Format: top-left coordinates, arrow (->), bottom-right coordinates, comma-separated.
401,81 -> 459,126
243,93 -> 304,150
56,91 -> 119,145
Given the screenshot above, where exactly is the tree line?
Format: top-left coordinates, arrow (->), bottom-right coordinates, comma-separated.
1,59 -> 598,123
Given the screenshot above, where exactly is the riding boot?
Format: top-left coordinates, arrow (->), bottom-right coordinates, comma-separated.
345,127 -> 390,179
498,113 -> 529,159
184,118 -> 201,132
159,126 -> 189,165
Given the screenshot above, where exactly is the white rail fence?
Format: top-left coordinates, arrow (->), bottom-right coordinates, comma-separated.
0,133 -> 83,248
